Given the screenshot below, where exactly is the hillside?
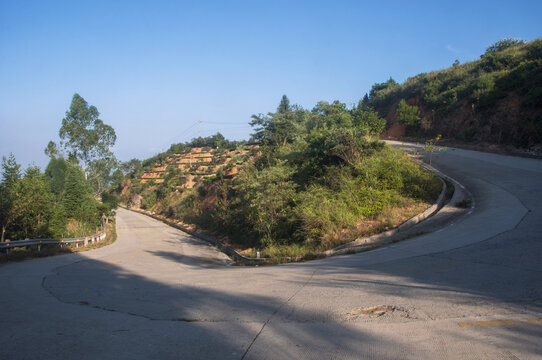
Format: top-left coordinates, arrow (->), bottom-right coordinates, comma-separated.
118,99 -> 441,261
366,38 -> 542,151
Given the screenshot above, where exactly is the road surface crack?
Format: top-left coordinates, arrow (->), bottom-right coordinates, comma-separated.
241,270 -> 316,360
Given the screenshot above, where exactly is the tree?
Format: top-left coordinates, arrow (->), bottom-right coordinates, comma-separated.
0,154 -> 21,241
87,156 -> 118,196
396,99 -> 421,128
369,77 -> 398,98
55,93 -> 117,177
423,134 -> 443,166
15,167 -> 54,239
352,105 -> 386,136
308,101 -> 353,131
277,95 -> 291,114
45,157 -> 68,197
120,158 -> 142,176
62,164 -> 97,223
250,97 -> 305,146
235,162 -> 296,245
44,140 -> 61,158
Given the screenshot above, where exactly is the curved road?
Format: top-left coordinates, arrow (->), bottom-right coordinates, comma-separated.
1,145 -> 542,359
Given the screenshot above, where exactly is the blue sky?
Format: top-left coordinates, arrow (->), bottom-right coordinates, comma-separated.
1,0 -> 541,169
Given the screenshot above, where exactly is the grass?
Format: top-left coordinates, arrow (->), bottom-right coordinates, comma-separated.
0,218 -> 117,263
250,197 -> 435,262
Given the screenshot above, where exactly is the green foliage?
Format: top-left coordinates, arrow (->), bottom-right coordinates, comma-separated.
366,38 -> 542,148
100,192 -> 119,215
130,96 -> 441,258
423,135 -> 443,165
188,132 -> 226,148
57,94 -> 117,170
48,203 -> 67,237
1,96 -> 119,242
369,77 -> 398,98
0,154 -> 22,241
14,167 -> 54,239
309,101 -> 353,130
141,190 -> 157,210
44,141 -> 61,158
45,94 -> 119,196
250,98 -> 306,146
485,38 -> 525,53
277,94 -> 291,114
234,162 -> 296,245
396,99 -> 421,128
352,105 -> 386,135
1,154 -> 104,241
45,157 -> 68,197
87,156 -> 118,196
62,164 -> 98,224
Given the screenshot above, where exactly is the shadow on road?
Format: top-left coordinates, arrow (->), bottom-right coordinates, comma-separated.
41,256 -> 404,359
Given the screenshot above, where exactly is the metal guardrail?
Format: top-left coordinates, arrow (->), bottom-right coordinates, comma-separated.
0,217 -> 109,255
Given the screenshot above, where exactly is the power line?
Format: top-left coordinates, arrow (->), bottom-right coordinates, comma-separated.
202,121 -> 251,126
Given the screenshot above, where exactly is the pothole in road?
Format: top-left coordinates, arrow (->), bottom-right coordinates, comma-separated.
346,305 -> 412,320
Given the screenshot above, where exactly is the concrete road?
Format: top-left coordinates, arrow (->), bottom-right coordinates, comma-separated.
1,145 -> 542,359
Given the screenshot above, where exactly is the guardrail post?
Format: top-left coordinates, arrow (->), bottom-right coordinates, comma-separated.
84,238 -> 88,247
38,244 -> 41,252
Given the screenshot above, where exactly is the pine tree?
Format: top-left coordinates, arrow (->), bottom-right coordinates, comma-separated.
277,95 -> 291,114
0,154 -> 21,241
62,164 -> 96,223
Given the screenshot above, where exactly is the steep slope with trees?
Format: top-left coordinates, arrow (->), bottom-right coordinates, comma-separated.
366,38 -> 542,150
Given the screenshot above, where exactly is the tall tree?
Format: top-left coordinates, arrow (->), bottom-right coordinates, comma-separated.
0,154 -> 21,241
56,94 -> 117,177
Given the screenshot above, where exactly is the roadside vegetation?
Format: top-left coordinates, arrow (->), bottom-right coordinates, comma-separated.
0,219 -> 117,263
121,96 -> 441,260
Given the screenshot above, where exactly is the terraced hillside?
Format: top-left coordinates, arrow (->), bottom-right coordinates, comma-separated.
138,146 -> 257,186
120,144 -> 258,210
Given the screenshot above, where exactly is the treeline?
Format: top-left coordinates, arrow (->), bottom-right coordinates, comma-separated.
1,94 -> 119,242
123,96 -> 440,258
366,38 -> 542,148
0,155 -> 117,241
